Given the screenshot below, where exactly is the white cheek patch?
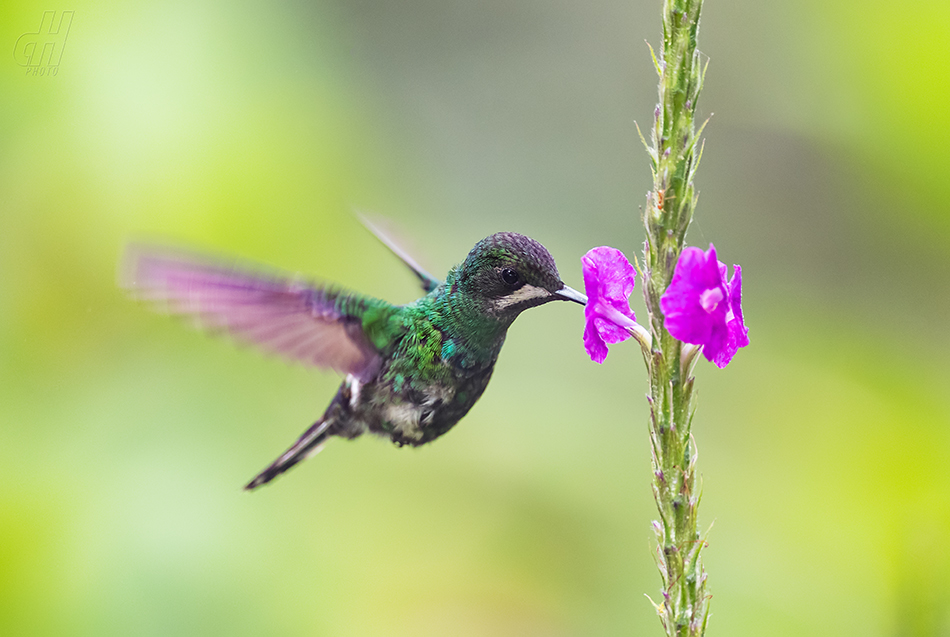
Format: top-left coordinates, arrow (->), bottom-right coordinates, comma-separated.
492,284 -> 551,310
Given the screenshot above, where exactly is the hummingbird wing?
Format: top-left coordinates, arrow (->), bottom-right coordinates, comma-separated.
357,212 -> 441,293
121,244 -> 384,379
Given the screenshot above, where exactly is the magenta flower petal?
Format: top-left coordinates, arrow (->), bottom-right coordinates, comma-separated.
709,264 -> 749,368
581,246 -> 638,363
583,316 -> 610,364
660,244 -> 749,368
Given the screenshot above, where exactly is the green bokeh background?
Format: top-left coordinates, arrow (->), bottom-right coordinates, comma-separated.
2,1 -> 949,635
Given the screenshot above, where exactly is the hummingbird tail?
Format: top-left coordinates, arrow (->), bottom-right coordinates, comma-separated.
244,418 -> 332,490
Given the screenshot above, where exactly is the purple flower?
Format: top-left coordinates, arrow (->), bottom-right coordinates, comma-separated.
660,244 -> 749,368
582,246 -> 639,363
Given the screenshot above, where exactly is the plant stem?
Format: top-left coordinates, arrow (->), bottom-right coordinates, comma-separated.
641,0 -> 710,635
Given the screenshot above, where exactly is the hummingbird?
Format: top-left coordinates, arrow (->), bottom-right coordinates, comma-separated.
122,221 -> 587,490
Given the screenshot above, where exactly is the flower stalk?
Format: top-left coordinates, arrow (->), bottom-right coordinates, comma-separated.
641,0 -> 711,634
579,1 -> 746,631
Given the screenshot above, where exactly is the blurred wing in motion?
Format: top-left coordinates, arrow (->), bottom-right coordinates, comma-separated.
120,244 -> 383,379
357,212 -> 441,293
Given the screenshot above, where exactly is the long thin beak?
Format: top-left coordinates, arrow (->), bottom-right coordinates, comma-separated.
552,284 -> 587,305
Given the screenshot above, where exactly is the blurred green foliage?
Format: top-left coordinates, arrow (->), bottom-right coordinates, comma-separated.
1,0 -> 948,635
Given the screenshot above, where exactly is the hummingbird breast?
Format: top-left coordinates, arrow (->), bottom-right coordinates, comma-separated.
343,309 -> 502,447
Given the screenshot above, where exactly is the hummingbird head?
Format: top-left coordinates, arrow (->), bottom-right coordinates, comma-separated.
457,232 -> 587,320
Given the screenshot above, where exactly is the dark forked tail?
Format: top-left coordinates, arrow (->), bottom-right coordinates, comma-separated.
245,380 -> 358,490
244,419 -> 333,490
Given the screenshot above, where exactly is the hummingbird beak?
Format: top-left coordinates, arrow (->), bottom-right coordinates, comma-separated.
552,284 -> 588,305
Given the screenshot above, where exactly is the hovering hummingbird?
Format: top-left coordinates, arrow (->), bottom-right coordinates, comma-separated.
122,221 -> 587,490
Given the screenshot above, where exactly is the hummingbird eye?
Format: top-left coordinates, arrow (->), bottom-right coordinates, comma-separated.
500,268 -> 520,286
